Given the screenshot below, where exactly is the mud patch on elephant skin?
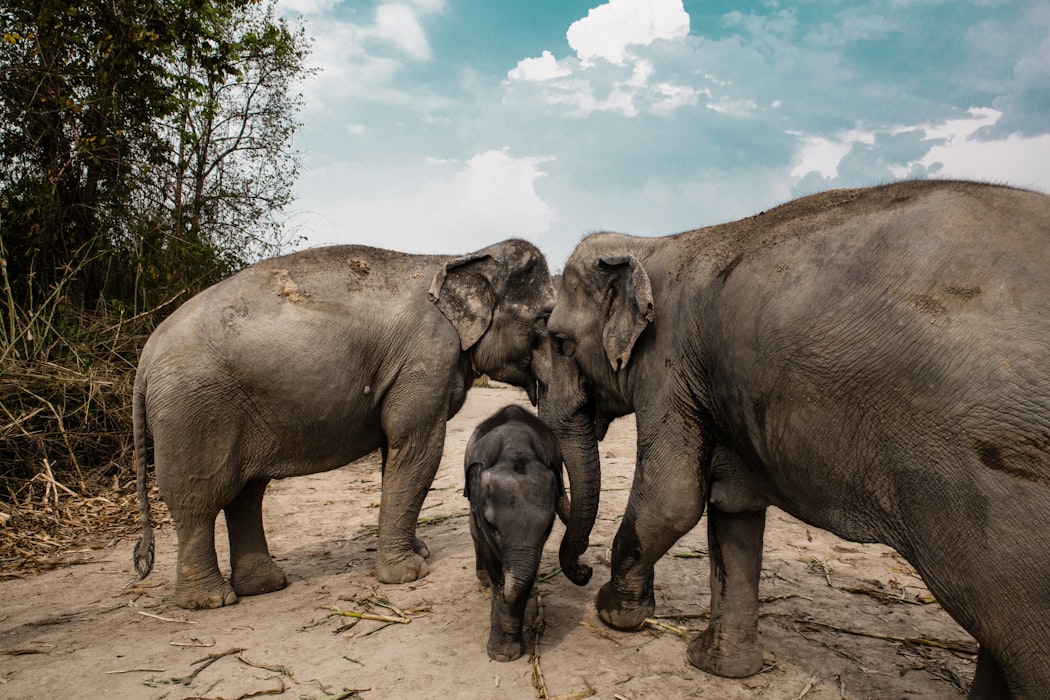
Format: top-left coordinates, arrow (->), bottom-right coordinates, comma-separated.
906,293 -> 945,316
347,257 -> 371,276
945,285 -> 981,300
973,438 -> 1050,486
272,269 -> 304,302
220,297 -> 250,336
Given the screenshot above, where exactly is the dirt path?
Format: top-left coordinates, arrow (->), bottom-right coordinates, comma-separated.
0,386 -> 975,698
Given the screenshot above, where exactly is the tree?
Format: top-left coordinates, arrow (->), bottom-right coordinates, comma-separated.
128,0 -> 310,309
0,0 -> 310,315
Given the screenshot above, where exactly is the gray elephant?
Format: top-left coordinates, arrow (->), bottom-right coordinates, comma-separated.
540,181 -> 1050,699
133,239 -> 554,610
464,404 -> 568,661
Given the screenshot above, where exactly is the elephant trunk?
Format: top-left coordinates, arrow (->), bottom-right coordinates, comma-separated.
501,551 -> 542,604
551,408 -> 600,586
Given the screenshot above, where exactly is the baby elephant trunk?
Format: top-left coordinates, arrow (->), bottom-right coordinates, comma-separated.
501,550 -> 541,605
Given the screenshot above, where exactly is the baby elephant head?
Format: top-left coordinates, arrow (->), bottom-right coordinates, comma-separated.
464,404 -> 567,661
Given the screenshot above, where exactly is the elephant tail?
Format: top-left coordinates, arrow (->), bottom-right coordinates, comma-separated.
132,374 -> 155,579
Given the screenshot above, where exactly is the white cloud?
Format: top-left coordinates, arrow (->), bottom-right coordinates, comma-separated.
790,129 -> 877,179
373,3 -> 432,61
293,1 -> 448,113
920,116 -> 1050,191
507,51 -> 572,82
567,0 -> 690,65
293,149 -> 556,253
505,1 -> 696,117
789,108 -> 1050,195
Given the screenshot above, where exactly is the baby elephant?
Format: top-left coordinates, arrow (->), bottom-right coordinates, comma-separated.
464,404 -> 569,662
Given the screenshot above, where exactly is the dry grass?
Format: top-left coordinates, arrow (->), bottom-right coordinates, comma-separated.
1,267 -> 175,575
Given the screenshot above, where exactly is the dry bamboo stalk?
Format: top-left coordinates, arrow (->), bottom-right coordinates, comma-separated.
329,606 -> 409,624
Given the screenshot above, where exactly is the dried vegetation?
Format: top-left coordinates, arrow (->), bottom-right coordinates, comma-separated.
0,262 -> 175,577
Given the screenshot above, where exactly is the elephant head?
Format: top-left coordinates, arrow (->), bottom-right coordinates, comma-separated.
538,236 -> 653,584
430,239 -> 555,403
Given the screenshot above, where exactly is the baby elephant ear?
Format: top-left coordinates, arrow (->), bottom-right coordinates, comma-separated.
465,462 -> 484,501
429,254 -> 497,350
598,254 -> 653,371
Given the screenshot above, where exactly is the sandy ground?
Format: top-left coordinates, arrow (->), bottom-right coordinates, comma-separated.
0,386 -> 977,699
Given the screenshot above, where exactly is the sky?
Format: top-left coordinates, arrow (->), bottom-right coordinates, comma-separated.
274,0 -> 1050,270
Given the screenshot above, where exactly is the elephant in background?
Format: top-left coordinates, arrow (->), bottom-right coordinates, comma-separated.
464,404 -> 568,661
540,181 -> 1050,699
133,239 -> 555,610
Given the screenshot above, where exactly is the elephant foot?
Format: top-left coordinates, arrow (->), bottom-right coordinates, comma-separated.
376,550 -> 430,584
487,632 -> 525,662
595,580 -> 654,631
231,555 -> 287,597
687,626 -> 763,678
413,537 -> 430,559
174,577 -> 239,610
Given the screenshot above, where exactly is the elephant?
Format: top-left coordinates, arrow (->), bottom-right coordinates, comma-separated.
132,239 -> 555,610
464,404 -> 568,661
539,180 -> 1050,699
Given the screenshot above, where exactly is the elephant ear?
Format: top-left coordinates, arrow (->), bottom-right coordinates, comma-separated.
465,461 -> 484,502
429,253 -> 497,350
598,254 -> 654,371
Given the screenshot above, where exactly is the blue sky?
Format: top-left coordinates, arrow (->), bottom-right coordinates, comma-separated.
275,0 -> 1050,270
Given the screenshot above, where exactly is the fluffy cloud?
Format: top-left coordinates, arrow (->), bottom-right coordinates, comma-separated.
506,51 -> 571,82
789,108 -> 1050,195
372,3 -> 432,61
566,0 -> 690,65
288,1 -> 447,112
504,0 -> 696,117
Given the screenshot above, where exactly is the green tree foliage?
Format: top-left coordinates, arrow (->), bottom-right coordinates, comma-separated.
0,0 -> 309,316
0,0 -> 310,502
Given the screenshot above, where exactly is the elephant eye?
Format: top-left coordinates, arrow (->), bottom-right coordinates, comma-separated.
553,333 -> 576,358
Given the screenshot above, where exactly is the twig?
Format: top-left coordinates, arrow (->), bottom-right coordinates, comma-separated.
548,678 -> 596,700
105,667 -> 166,674
644,618 -> 691,640
836,584 -> 930,605
766,613 -> 978,655
530,594 -> 549,699
136,610 -> 197,624
170,638 -> 215,647
143,647 -> 245,687
237,655 -> 293,676
537,567 -> 562,583
329,607 -> 409,624
672,549 -> 707,558
797,675 -> 819,699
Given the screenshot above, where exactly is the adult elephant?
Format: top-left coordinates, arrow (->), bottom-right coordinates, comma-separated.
133,239 -> 554,610
540,181 -> 1050,699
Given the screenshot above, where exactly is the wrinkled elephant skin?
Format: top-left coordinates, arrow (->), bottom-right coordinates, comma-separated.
541,181 -> 1050,699
133,240 -> 554,610
464,405 -> 567,662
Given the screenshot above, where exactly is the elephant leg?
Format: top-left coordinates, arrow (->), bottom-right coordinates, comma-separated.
374,421 -> 445,584
171,512 -> 237,609
225,479 -> 287,597
688,505 -> 766,678
969,646 -> 1010,699
487,591 -> 529,662
596,441 -> 706,631
468,518 -> 492,589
